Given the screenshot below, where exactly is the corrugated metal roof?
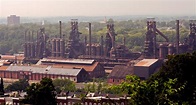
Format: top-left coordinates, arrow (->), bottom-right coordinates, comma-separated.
1,55 -> 15,60
48,68 -> 81,76
38,58 -> 95,65
0,66 -> 9,70
52,61 -> 99,72
6,65 -> 82,76
108,65 -> 134,79
134,59 -> 159,67
0,55 -> 24,60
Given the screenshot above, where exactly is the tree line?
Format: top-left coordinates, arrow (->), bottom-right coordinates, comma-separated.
0,19 -> 191,54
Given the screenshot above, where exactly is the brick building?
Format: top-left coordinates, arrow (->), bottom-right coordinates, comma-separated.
108,65 -> 134,84
0,65 -> 89,82
37,58 -> 105,78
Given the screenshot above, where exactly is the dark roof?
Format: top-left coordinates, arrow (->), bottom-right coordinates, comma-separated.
6,65 -> 83,76
108,65 -> 134,79
37,58 -> 95,65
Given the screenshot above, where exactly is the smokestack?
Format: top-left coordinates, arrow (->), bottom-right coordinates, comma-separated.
84,36 -> 87,46
176,20 -> 179,54
100,35 -> 104,56
59,21 -> 62,38
84,36 -> 87,55
123,36 -> 126,46
89,22 -> 92,57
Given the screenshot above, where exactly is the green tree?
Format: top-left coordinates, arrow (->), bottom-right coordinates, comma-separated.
23,77 -> 57,105
0,78 -> 4,95
104,52 -> 196,104
149,52 -> 196,104
53,78 -> 76,94
131,52 -> 196,104
5,79 -> 29,92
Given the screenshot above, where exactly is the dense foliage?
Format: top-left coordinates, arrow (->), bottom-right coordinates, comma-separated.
0,78 -> 4,95
53,78 -> 76,94
5,79 -> 29,92
0,19 -> 190,54
145,52 -> 196,104
106,52 -> 196,104
23,77 -> 56,105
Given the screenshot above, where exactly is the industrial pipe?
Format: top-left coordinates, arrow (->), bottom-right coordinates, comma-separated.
89,22 -> 91,57
155,28 -> 169,42
59,21 -> 62,38
176,20 -> 179,54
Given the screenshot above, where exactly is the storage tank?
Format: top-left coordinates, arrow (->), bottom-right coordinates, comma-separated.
95,44 -> 101,56
159,43 -> 168,59
51,39 -> 56,57
86,44 -> 89,55
60,39 -> 65,57
179,44 -> 188,54
91,44 -> 96,56
168,44 -> 174,55
56,39 -> 60,57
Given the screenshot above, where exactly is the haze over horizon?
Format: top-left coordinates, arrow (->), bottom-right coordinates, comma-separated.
0,0 -> 195,17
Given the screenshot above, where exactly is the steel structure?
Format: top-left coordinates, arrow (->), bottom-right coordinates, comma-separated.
65,19 -> 85,58
144,19 -> 196,59
24,27 -> 48,61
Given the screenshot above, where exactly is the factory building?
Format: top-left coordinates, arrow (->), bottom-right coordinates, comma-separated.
144,19 -> 196,59
107,65 -> 134,84
0,54 -> 24,64
20,18 -> 196,83
0,65 -> 89,83
134,59 -> 163,79
108,59 -> 162,84
36,58 -> 105,78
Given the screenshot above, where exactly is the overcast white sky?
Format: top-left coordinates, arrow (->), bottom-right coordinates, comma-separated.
0,0 -> 195,17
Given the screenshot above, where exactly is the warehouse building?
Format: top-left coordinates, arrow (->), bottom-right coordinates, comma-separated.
36,58 -> 105,78
107,65 -> 134,84
0,65 -> 89,83
134,59 -> 163,79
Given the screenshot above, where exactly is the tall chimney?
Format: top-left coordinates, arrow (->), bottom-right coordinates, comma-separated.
84,36 -> 87,55
59,21 -> 62,38
100,35 -> 104,56
176,20 -> 179,54
84,36 -> 87,46
89,22 -> 92,57
123,36 -> 126,46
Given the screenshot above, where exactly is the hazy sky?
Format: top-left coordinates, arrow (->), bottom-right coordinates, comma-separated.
0,0 -> 195,17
